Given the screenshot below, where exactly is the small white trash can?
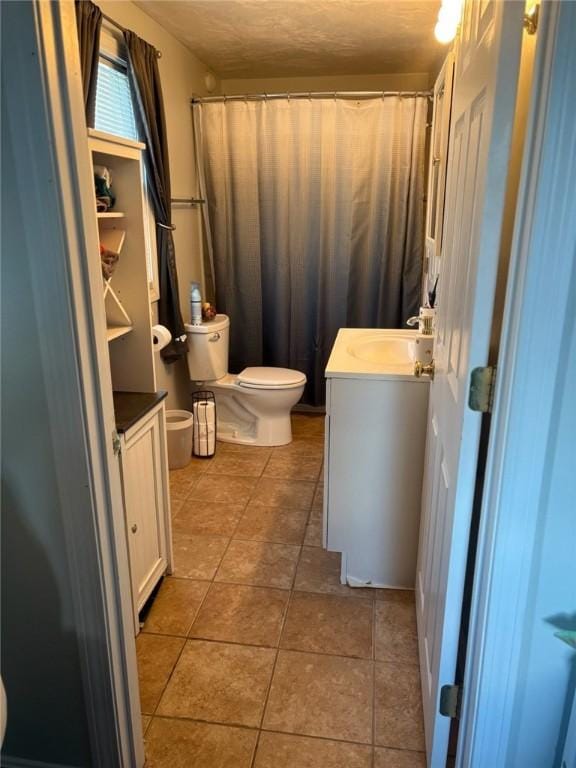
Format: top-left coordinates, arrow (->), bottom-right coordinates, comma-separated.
166,410 -> 194,469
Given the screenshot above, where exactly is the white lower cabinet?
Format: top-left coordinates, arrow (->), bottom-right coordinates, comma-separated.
119,402 -> 172,630
324,375 -> 429,589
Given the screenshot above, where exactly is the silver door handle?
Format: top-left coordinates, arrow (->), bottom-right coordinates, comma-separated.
209,333 -> 220,342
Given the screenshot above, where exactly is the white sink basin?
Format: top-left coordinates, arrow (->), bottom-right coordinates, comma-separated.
347,334 -> 413,367
326,328 -> 425,381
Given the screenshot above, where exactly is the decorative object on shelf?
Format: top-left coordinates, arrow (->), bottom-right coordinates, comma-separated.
98,223 -> 129,334
100,244 -> 119,280
192,391 -> 216,458
202,302 -> 217,322
94,164 -> 115,211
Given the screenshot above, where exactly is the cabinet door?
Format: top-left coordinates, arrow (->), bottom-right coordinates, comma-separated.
121,409 -> 167,616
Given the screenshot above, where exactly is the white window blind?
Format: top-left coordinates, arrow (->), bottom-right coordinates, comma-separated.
94,59 -> 138,141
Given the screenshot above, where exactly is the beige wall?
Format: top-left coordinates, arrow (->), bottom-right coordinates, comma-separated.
220,72 -> 431,95
95,0 -> 218,408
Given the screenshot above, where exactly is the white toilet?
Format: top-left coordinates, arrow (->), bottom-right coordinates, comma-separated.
185,314 -> 306,446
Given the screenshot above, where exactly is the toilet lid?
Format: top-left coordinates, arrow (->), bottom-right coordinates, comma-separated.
237,367 -> 306,388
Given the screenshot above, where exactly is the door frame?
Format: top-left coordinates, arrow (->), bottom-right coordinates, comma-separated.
6,1 -> 574,766
3,2 -> 143,765
458,1 -> 576,764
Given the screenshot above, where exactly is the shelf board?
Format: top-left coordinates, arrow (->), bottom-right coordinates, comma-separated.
88,128 -> 146,152
97,211 -> 126,219
107,325 -> 133,342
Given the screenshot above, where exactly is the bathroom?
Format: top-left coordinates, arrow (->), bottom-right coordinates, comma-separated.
2,2 -> 575,768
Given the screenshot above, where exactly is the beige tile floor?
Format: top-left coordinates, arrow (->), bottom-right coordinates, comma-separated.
138,413 -> 426,767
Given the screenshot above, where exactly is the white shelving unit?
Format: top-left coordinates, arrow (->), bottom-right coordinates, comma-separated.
89,129 -> 155,392
88,129 -> 172,633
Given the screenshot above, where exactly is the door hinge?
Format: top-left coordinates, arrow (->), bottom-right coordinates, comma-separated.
523,4 -> 539,35
439,684 -> 461,718
112,429 -> 121,456
468,366 -> 496,413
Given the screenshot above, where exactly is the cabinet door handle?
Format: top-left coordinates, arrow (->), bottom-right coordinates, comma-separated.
131,524 -> 138,534
209,332 -> 221,342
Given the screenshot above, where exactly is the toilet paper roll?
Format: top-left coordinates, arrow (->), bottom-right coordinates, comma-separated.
152,324 -> 172,351
193,400 -> 216,457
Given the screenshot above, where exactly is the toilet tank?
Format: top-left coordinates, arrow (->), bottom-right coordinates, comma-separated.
185,314 -> 230,382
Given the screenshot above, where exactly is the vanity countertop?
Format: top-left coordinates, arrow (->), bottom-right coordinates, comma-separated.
325,328 -> 426,382
113,390 -> 168,433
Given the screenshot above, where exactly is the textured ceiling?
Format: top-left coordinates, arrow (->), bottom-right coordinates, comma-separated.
134,1 -> 443,78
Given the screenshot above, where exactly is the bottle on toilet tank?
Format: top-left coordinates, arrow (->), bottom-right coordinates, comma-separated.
190,282 -> 202,326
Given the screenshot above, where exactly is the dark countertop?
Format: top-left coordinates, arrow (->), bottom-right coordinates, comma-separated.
113,390 -> 168,433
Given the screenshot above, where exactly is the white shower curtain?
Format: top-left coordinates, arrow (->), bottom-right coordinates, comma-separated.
194,95 -> 427,405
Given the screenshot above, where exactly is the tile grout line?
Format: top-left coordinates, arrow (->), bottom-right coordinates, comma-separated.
149,451 -> 285,729
154,420 -> 395,763
146,464 -> 257,729
149,713 -> 385,750
143,627 -> 376,661
145,547 -> 216,723
249,479 -> 311,768
249,533 -> 301,768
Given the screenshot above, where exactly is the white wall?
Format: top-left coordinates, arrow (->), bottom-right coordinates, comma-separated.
220,71 -> 431,95
96,0 -> 219,409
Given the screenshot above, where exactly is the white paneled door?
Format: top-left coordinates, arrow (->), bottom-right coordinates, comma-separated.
416,2 -> 525,765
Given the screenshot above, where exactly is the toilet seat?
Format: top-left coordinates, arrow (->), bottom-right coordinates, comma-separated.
237,367 -> 306,390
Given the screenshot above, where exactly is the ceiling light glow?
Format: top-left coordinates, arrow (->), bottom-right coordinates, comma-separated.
434,0 -> 463,44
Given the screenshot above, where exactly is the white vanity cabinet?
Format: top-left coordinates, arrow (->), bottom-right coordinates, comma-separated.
324,329 -> 430,589
116,395 -> 172,628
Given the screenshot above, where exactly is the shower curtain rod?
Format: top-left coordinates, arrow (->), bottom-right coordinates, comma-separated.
191,90 -> 432,104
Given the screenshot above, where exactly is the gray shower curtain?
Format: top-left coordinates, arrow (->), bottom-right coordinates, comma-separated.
194,96 -> 427,405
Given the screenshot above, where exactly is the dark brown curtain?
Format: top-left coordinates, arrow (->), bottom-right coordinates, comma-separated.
123,31 -> 186,363
74,0 -> 102,126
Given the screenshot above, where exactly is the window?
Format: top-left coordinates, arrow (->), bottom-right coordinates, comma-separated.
94,38 -> 159,301
94,59 -> 138,141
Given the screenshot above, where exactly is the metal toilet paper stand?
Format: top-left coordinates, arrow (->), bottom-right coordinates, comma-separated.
192,391 -> 217,458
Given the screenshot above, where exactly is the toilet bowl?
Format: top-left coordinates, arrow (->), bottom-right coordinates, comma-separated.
185,315 -> 306,446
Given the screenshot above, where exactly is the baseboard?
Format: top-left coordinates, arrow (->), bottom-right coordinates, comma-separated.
1,756 -> 83,768
292,404 -> 325,414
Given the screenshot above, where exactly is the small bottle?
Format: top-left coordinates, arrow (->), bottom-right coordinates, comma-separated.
190,282 -> 202,326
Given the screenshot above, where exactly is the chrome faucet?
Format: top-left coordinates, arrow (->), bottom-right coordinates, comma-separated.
407,315 -> 434,335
